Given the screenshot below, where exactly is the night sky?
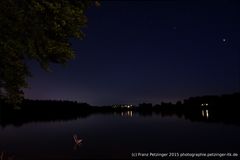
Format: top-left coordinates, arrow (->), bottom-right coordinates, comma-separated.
25,0 -> 240,106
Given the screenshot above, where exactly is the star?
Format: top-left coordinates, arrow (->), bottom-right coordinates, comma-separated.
222,38 -> 227,43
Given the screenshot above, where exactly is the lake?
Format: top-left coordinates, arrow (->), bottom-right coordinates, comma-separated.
0,111 -> 240,159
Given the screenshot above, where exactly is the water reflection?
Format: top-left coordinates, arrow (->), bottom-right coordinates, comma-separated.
1,107 -> 240,127
0,151 -> 15,160
120,111 -> 133,117
202,109 -> 209,119
73,143 -> 82,151
0,111 -> 240,159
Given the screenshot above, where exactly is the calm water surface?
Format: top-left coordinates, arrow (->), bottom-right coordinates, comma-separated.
0,112 -> 240,159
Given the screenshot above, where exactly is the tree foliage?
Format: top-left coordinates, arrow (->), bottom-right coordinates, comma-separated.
0,0 -> 96,104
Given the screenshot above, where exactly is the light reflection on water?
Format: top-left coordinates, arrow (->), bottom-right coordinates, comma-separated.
202,109 -> 209,119
0,112 -> 240,159
120,111 -> 133,117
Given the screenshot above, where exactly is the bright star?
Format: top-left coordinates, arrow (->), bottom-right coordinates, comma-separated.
222,38 -> 227,43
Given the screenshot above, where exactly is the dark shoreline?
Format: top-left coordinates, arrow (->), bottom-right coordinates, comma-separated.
0,92 -> 240,127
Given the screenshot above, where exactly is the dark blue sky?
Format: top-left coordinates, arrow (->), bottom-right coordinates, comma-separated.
25,0 -> 240,105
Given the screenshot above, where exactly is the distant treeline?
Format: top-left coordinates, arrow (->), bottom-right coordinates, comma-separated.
136,92 -> 240,126
138,92 -> 240,109
0,92 -> 239,127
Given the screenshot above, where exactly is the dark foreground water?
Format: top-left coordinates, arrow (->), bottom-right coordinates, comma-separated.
0,111 -> 240,159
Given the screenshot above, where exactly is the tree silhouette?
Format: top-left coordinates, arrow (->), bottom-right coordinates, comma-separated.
0,0 -> 98,104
